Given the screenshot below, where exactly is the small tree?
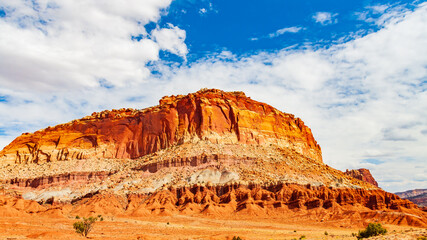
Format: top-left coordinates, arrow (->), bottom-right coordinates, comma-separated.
357,223 -> 387,239
73,216 -> 98,237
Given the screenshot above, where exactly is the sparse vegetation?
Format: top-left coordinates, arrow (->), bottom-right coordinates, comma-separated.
75,215 -> 80,219
417,237 -> 427,240
73,216 -> 98,237
356,223 -> 387,239
299,235 -> 306,240
232,236 -> 243,240
324,231 -> 328,235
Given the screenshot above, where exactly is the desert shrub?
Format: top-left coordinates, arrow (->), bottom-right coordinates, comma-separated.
417,237 -> 427,240
299,235 -> 306,240
73,216 -> 98,237
75,215 -> 80,219
232,236 -> 243,240
357,223 -> 387,239
324,231 -> 328,235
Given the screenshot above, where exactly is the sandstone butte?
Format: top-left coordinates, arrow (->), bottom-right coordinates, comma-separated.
0,88 -> 426,236
0,89 -> 321,164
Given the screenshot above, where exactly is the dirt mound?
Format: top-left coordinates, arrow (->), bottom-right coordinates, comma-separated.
0,195 -> 46,217
71,193 -> 127,216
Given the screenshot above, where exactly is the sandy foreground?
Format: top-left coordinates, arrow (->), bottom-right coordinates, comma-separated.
1,214 -> 426,240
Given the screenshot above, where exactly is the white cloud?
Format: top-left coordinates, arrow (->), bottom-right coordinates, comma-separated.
1,2 -> 426,193
199,8 -> 207,15
151,24 -> 188,57
198,2 -> 216,16
356,4 -> 409,26
0,0 -> 186,90
268,26 -> 303,38
368,4 -> 390,14
250,26 -> 303,41
312,12 -> 338,25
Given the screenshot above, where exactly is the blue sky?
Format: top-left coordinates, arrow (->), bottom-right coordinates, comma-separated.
0,0 -> 426,192
157,0 -> 417,60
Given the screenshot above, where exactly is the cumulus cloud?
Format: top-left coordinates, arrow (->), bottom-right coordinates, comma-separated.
0,0 -> 186,90
151,24 -> 188,57
0,2 -> 426,192
312,12 -> 338,25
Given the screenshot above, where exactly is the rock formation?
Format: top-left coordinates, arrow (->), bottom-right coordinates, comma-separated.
0,89 -> 426,228
396,189 -> 427,207
0,89 -> 321,164
344,168 -> 379,187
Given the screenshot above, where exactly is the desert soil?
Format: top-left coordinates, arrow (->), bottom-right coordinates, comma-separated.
1,214 -> 426,240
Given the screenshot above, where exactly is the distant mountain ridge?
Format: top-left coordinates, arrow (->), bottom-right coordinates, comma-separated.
395,189 -> 427,207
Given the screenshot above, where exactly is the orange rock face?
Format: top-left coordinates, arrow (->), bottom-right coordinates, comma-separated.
0,89 -> 321,164
0,88 -> 426,231
2,183 -> 426,227
345,168 -> 379,187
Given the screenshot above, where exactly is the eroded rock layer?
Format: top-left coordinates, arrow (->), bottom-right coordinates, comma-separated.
1,183 -> 426,227
0,89 -> 321,164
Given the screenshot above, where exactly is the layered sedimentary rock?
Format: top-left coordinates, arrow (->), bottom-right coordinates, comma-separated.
2,183 -> 426,227
0,89 -> 321,164
2,171 -> 115,189
344,168 -> 379,187
0,89 -> 425,228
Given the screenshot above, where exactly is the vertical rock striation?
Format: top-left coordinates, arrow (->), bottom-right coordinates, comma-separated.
0,89 -> 321,164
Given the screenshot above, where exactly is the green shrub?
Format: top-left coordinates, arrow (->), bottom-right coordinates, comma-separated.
73,216 -> 98,237
75,215 -> 80,219
357,223 -> 387,239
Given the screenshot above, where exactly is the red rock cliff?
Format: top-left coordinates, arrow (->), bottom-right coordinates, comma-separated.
345,168 -> 378,187
0,89 -> 321,164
